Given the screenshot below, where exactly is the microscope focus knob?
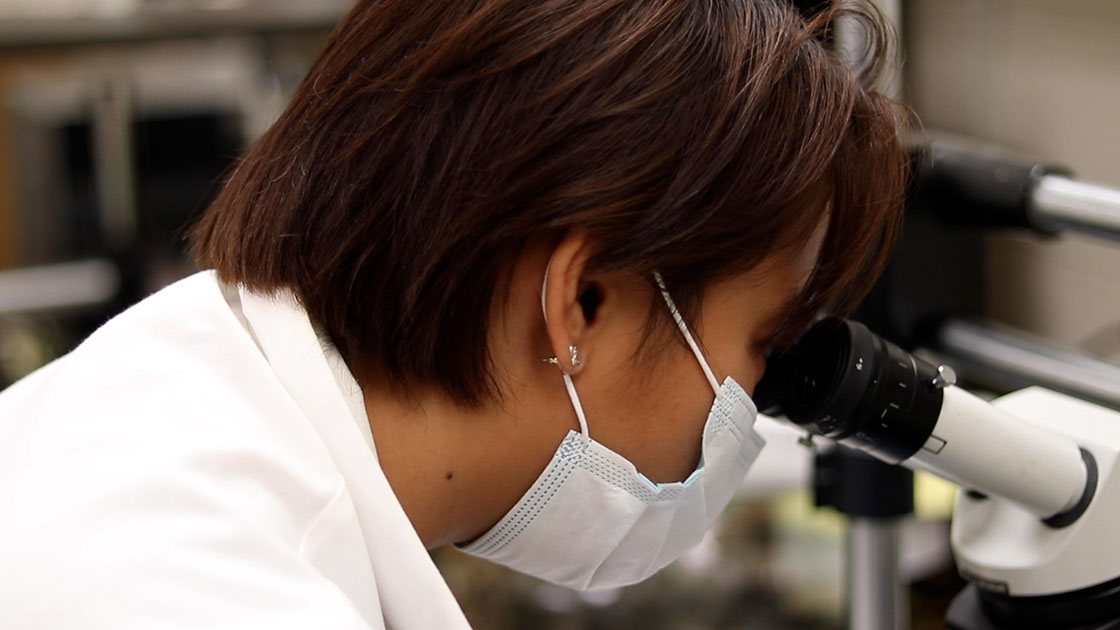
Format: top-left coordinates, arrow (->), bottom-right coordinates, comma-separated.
932,365 -> 958,390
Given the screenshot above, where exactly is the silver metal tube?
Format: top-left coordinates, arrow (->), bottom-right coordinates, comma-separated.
835,0 -> 904,101
936,319 -> 1120,411
839,3 -> 905,627
0,260 -> 120,316
0,4 -> 349,51
848,518 -> 906,630
91,77 -> 138,253
1030,175 -> 1120,243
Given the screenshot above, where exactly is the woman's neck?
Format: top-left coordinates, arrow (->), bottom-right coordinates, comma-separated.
361,374 -> 573,549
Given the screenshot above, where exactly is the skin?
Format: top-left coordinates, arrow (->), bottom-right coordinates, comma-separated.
363,225 -> 825,549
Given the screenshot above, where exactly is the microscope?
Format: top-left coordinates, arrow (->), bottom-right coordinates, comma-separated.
756,317 -> 1120,629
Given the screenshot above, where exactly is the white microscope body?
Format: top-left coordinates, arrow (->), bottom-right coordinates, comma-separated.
757,318 -> 1120,627
951,387 -> 1120,598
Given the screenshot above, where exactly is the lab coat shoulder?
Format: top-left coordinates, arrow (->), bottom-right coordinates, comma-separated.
0,272 -> 382,630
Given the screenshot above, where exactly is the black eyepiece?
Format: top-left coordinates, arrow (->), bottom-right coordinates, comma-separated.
754,318 -> 945,464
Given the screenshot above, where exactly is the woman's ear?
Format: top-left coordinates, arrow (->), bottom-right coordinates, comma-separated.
542,230 -> 594,375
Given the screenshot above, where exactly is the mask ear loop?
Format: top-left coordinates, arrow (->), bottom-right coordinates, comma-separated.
653,272 -> 722,397
542,262 -> 592,444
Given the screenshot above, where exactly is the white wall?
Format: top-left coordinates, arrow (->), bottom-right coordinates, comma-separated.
905,0 -> 1120,360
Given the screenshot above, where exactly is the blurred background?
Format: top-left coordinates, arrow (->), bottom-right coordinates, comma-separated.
0,1 -> 1117,628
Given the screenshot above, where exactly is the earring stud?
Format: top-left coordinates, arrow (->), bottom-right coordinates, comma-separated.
542,346 -> 582,372
569,345 -> 582,368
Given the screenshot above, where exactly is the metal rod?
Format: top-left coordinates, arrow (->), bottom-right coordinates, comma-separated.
0,4 -> 348,52
834,0 -> 904,101
935,318 -> 1120,411
91,76 -> 138,254
848,518 -> 906,630
1030,175 -> 1120,243
0,259 -> 120,315
838,3 -> 906,628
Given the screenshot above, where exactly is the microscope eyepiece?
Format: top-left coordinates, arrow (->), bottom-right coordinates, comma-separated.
756,318 -> 944,464
756,317 -> 1094,522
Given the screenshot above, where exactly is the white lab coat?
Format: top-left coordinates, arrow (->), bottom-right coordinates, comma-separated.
0,271 -> 472,630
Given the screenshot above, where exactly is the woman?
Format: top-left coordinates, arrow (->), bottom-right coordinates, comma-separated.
0,0 -> 905,628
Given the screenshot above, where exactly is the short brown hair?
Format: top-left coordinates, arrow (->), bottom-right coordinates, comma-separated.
191,0 -> 906,406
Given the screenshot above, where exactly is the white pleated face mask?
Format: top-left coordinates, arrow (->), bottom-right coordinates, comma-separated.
458,271 -> 766,590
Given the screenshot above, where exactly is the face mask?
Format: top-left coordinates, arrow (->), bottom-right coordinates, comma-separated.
457,271 -> 766,590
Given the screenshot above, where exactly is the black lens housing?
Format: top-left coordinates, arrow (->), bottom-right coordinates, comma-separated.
754,318 -> 945,464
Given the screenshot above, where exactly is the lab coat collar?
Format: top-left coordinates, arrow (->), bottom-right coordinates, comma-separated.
231,282 -> 472,630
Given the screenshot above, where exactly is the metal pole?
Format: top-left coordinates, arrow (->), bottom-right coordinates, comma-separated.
0,259 -> 120,316
90,76 -> 138,254
835,2 -> 908,628
1030,175 -> 1120,243
835,0 -> 904,101
936,318 -> 1120,412
849,518 -> 906,630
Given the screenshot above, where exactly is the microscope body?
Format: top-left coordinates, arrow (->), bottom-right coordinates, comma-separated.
755,319 -> 1120,628
944,387 -> 1120,628
952,387 -> 1120,596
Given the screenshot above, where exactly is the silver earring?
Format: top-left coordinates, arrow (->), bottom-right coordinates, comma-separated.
569,345 -> 582,368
